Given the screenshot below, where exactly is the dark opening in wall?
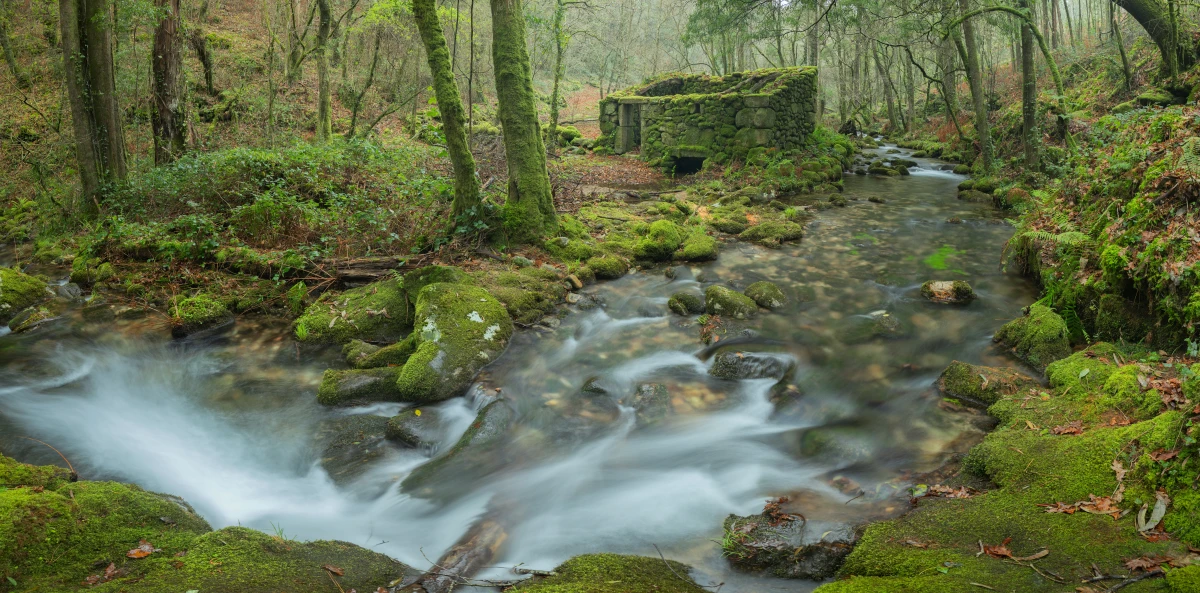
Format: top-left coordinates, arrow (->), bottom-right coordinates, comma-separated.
671,156 -> 706,176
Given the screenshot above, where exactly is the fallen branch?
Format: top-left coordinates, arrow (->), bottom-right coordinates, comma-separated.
1105,569 -> 1164,592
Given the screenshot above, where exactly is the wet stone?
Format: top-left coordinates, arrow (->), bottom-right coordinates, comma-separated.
710,350 -> 794,381
920,280 -> 976,304
386,408 -> 440,449
722,512 -> 855,580
317,414 -> 392,484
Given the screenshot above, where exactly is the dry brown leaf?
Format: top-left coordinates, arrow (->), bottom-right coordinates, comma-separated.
1078,494 -> 1122,520
983,537 -> 1014,559
1012,548 -> 1049,562
1124,556 -> 1163,572
322,564 -> 345,576
1052,420 -> 1084,435
903,539 -> 929,548
1038,501 -> 1079,514
1112,459 -> 1127,483
1150,449 -> 1180,462
927,484 -> 974,499
126,539 -> 157,559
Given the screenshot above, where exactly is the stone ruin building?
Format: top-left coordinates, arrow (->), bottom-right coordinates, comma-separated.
598,67 -> 817,172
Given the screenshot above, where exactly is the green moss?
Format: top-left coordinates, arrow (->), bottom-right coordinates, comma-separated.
922,245 -> 963,270
171,294 -> 232,337
477,268 -> 566,325
919,280 -> 975,303
294,278 -> 410,344
510,553 -> 706,592
394,283 -> 514,402
587,255 -> 629,279
667,292 -> 705,315
0,455 -> 73,489
633,220 -> 685,261
1094,294 -> 1153,344
744,281 -> 787,309
546,237 -> 596,261
317,366 -> 405,405
0,267 -> 49,324
935,361 -> 1037,408
704,285 -> 757,319
993,304 -> 1072,372
1045,344 -> 1120,390
1168,565 -> 1200,592
1098,365 -> 1162,420
738,220 -> 804,247
678,230 -> 718,261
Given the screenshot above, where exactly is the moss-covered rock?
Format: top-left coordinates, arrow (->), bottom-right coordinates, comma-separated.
0,455 -> 74,488
722,512 -> 853,580
476,267 -> 567,326
704,285 -> 758,319
634,220 -> 685,261
401,399 -> 514,495
935,361 -> 1037,408
1094,294 -> 1153,344
1044,343 -> 1120,390
342,339 -> 382,367
744,281 -> 787,309
1137,87 -> 1182,106
993,304 -> 1072,372
587,255 -> 629,279
0,267 -> 49,325
317,366 -> 405,406
394,283 -> 514,403
710,350 -> 793,381
509,553 -> 706,592
677,230 -> 719,261
739,220 -> 804,248
316,414 -> 391,483
919,280 -> 976,304
667,292 -> 705,315
170,294 -> 233,338
835,311 -> 906,344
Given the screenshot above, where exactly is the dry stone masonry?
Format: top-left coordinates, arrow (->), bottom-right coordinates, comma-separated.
598,67 -> 817,171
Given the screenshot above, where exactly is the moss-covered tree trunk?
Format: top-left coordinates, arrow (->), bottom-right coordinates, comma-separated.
1019,0 -> 1038,169
1112,0 -> 1132,91
490,0 -> 555,242
152,0 -> 186,164
957,0 -> 992,172
1114,0 -> 1188,76
0,5 -> 29,89
412,0 -> 480,218
315,0 -> 332,141
60,0 -> 126,215
547,0 -> 566,155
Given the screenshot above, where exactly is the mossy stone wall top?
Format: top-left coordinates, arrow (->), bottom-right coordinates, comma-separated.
598,67 -> 817,169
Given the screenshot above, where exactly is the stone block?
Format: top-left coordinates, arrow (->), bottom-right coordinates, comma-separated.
751,108 -> 776,128
744,94 -> 770,108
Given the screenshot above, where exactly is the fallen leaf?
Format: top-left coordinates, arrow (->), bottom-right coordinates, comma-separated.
925,484 -> 975,499
322,564 -> 345,576
1052,420 -> 1084,435
1112,459 -> 1127,483
1025,420 -> 1039,431
127,540 -> 157,559
1124,556 -> 1162,572
903,539 -> 929,548
1078,494 -> 1122,520
1012,549 -> 1049,562
983,537 -> 1014,559
1150,449 -> 1179,462
1038,501 -> 1079,514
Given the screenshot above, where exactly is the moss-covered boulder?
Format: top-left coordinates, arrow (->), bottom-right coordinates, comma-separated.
509,553 -> 706,592
1044,344 -> 1120,390
744,281 -> 787,309
835,311 -> 906,344
920,280 -> 975,304
587,255 -> 629,279
392,283 -> 514,403
0,267 -> 49,325
634,220 -> 685,261
935,361 -> 1038,408
317,366 -> 404,406
678,230 -> 719,261
704,285 -> 758,319
0,454 -> 74,488
993,304 -> 1072,372
1137,87 -> 1182,106
386,408 -> 439,448
710,350 -> 793,381
316,414 -> 391,483
667,292 -> 705,316
401,399 -> 514,495
476,267 -> 567,326
170,294 -> 234,338
739,220 -> 804,248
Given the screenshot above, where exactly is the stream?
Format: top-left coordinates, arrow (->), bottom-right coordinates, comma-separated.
0,145 -> 1037,591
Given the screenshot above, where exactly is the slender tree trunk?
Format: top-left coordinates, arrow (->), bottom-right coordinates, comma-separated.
490,0 -> 555,241
315,0 -> 331,140
874,46 -> 899,132
60,0 -> 126,215
904,56 -> 915,129
1111,1 -> 1132,91
152,0 -> 186,163
1063,0 -> 1076,45
347,30 -> 380,139
413,0 -> 480,217
1020,1 -> 1038,169
0,6 -> 29,88
958,0 -> 992,172
189,28 -> 215,94
547,0 -> 566,155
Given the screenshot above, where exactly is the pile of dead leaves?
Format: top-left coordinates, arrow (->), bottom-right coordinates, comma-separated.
1038,494 -> 1122,519
918,484 -> 976,500
762,496 -> 800,526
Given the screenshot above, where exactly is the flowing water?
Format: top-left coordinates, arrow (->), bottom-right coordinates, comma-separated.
0,145 -> 1037,591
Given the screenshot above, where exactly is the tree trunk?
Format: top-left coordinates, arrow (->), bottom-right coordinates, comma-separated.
873,46 -> 899,132
1063,0 -> 1076,46
347,30 -> 380,139
189,28 -> 215,95
958,0 -> 992,172
490,0 -> 555,242
315,0 -> 331,140
547,0 -> 565,155
413,0 -> 480,217
60,0 -> 126,215
1020,1 -> 1038,169
1112,0 -> 1132,91
152,0 -> 186,164
0,7 -> 29,88
1112,0 -> 1186,75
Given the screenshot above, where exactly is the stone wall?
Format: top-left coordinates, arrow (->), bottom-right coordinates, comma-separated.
598,67 -> 817,170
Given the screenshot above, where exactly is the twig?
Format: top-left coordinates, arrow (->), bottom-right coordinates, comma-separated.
511,565 -> 557,577
651,544 -> 723,592
844,491 -> 865,504
1009,560 -> 1063,584
969,584 -> 996,590
1105,569 -> 1163,592
325,569 -> 345,593
17,436 -> 77,479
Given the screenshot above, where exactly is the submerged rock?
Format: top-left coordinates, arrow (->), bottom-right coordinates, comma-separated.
920,280 -> 976,304
170,294 -> 234,338
710,350 -> 794,381
402,399 -> 514,495
936,361 -> 1038,408
627,383 -> 671,426
386,408 -> 440,448
836,310 -> 906,344
722,512 -> 855,580
317,414 -> 391,483
0,268 -> 50,324
993,304 -> 1071,372
667,291 -> 705,316
705,285 -> 758,319
744,281 -> 788,309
